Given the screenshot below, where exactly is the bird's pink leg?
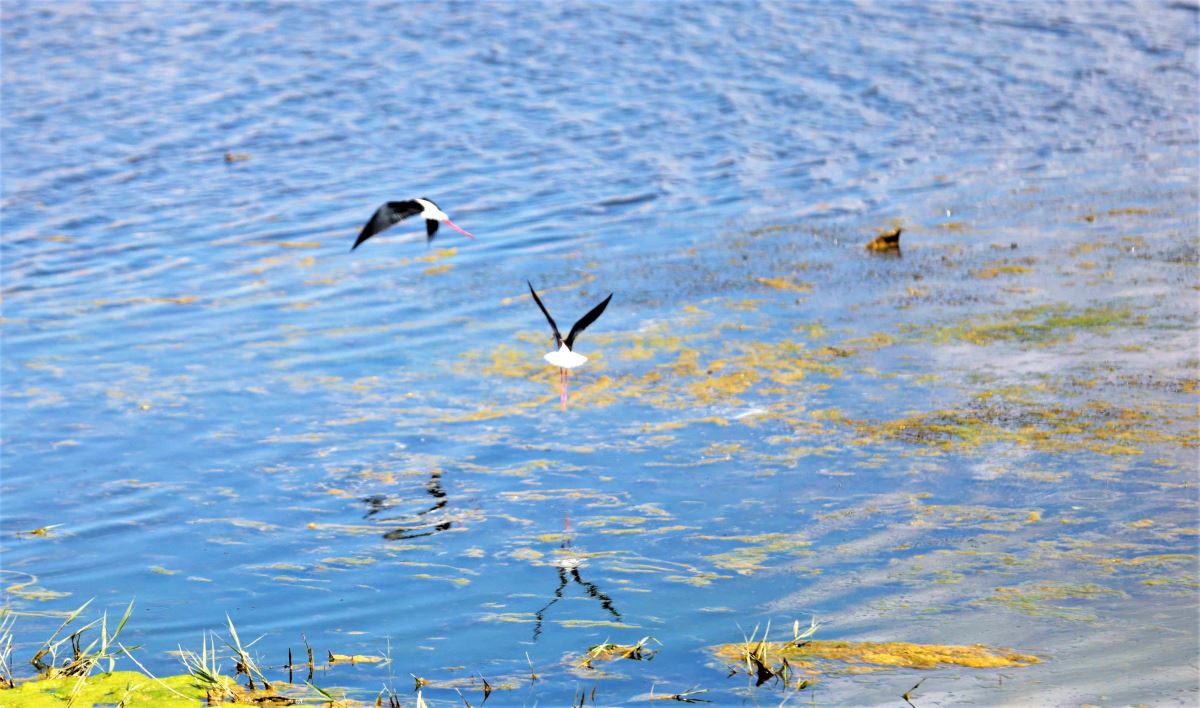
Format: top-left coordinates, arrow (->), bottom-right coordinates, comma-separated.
559,368 -> 567,409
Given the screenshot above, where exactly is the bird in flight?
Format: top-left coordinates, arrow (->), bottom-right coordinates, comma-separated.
528,281 -> 613,408
352,198 -> 474,250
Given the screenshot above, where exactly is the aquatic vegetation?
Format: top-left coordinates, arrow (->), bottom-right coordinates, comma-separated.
14,525 -> 61,538
576,636 -> 660,669
923,303 -> 1136,346
977,581 -> 1127,622
0,607 -> 374,707
971,262 -> 1034,279
326,651 -> 385,664
801,640 -> 1040,669
0,600 -> 146,705
720,619 -> 820,689
0,670 -> 209,707
176,630 -> 235,703
714,633 -> 1040,680
639,685 -> 710,702
754,276 -> 813,293
836,389 -> 1195,458
30,600 -> 134,682
0,611 -> 14,689
1081,207 -> 1153,222
4,571 -> 71,602
698,533 -> 813,575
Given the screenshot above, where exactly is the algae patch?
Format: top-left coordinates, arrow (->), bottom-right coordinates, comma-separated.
976,581 -> 1127,622
925,304 -> 1135,346
712,639 -> 1040,671
1,671 -> 212,708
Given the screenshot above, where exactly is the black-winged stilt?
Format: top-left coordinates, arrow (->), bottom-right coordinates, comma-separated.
351,198 -> 474,250
527,281 -> 613,408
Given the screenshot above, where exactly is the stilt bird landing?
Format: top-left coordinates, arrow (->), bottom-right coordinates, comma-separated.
528,281 -> 613,408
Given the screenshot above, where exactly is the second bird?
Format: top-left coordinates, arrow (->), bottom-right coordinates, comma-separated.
352,198 -> 474,250
528,281 -> 613,409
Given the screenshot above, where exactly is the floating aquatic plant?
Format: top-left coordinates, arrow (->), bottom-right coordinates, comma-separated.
715,614 -> 1039,694
576,635 -> 660,669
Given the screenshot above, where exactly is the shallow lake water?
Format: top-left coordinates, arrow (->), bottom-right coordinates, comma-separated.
2,2 -> 1198,705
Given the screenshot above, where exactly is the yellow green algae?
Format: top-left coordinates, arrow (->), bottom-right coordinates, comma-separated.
696,533 -> 813,574
451,324 -> 850,417
834,393 -> 1197,457
436,289 -> 1184,478
970,262 -> 1035,279
1,669 -> 515,707
712,639 -> 1041,671
923,303 -> 1136,346
755,276 -> 813,293
0,671 -> 250,708
4,571 -> 72,602
976,581 -> 1128,622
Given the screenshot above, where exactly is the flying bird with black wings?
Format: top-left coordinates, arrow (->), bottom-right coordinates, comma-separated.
351,198 -> 473,250
528,281 -> 613,408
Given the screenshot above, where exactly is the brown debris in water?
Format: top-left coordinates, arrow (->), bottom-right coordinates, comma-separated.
866,227 -> 902,252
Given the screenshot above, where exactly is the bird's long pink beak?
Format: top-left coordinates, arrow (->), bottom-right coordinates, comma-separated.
443,219 -> 474,239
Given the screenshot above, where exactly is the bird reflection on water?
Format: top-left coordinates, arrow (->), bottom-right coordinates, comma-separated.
361,469 -> 453,540
532,531 -> 620,641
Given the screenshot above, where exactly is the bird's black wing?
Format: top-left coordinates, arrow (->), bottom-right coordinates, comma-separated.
527,281 -> 562,348
425,219 -> 439,241
352,200 -> 423,250
564,293 -> 612,349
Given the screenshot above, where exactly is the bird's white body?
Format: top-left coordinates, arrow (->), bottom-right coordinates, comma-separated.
545,344 -> 587,369
415,198 -> 447,221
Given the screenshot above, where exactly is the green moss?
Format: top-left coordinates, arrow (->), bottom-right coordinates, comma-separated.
0,671 -> 222,707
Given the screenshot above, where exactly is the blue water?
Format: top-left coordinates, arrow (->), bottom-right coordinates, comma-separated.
3,2 -> 1198,705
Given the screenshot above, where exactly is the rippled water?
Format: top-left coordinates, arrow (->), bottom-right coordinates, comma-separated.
2,2 -> 1198,705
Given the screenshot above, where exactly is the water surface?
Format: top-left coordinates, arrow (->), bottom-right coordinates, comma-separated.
2,2 -> 1197,705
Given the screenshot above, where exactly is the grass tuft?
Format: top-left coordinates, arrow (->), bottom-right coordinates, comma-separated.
0,610 -> 15,689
